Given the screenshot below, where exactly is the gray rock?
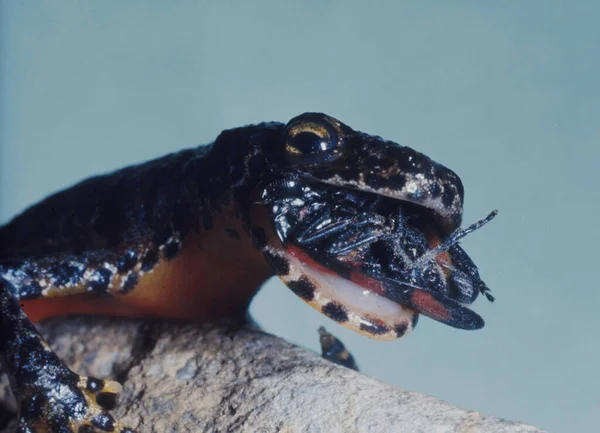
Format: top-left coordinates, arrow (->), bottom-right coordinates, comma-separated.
0,317 -> 545,433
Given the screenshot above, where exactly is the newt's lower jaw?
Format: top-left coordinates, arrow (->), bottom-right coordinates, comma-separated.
278,244 -> 417,340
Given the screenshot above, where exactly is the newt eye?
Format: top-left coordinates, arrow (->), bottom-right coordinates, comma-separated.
284,115 -> 342,164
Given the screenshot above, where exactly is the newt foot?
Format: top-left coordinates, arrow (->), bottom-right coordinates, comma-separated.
15,374 -> 136,433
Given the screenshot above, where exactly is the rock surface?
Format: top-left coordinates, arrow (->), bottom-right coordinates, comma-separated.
1,317 -> 545,433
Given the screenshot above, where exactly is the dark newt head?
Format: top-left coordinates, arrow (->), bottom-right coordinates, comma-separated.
264,112 -> 464,235
257,113 -> 495,340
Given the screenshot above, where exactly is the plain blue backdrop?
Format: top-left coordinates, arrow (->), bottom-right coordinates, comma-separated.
1,2 -> 598,432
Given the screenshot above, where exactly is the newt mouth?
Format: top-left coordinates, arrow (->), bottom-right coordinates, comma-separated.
262,177 -> 496,340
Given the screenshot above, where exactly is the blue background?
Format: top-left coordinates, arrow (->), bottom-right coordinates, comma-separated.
1,2 -> 598,432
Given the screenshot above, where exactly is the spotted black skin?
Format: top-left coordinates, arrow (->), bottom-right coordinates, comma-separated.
0,113 -> 489,432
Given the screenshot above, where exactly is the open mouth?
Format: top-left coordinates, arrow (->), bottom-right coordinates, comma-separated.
262,175 -> 496,340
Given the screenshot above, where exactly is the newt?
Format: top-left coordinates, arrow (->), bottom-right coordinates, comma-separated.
0,113 -> 496,432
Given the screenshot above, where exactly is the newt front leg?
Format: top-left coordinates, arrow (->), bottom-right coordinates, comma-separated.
1,279 -> 133,432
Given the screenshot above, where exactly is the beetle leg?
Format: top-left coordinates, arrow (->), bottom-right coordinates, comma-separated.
301,210 -> 385,246
326,233 -> 381,256
297,220 -> 353,245
323,216 -> 393,257
390,206 -> 407,234
292,208 -> 337,244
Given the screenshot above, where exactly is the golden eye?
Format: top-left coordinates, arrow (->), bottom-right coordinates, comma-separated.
283,114 -> 344,166
285,122 -> 335,156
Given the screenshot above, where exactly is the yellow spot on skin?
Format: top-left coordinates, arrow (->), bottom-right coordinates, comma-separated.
339,349 -> 350,361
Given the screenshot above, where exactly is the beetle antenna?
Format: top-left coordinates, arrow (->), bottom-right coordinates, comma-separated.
434,210 -> 497,255
413,210 -> 497,269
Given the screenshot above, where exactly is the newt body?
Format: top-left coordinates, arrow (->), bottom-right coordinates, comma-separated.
0,113 -> 495,432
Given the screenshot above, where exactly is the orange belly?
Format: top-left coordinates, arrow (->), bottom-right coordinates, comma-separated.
24,212 -> 272,323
